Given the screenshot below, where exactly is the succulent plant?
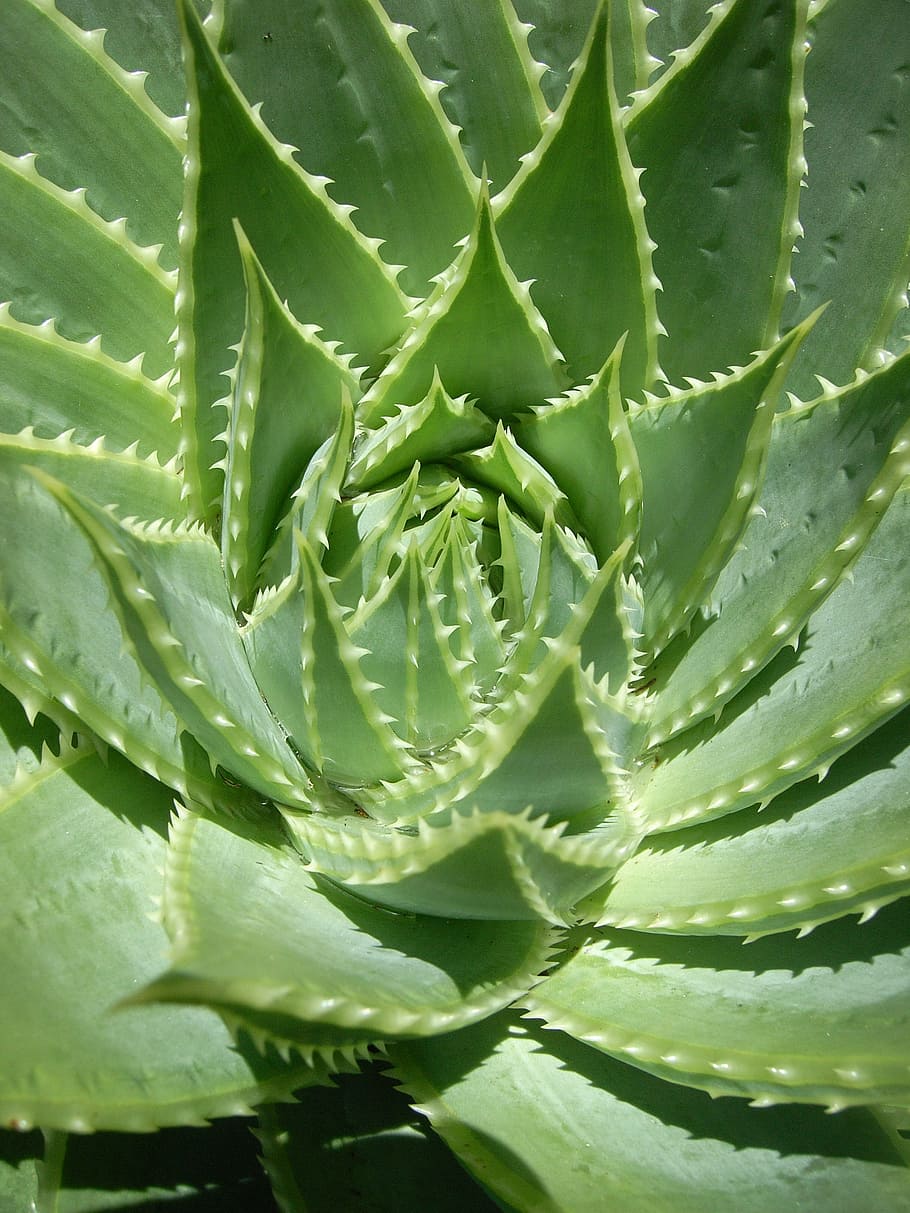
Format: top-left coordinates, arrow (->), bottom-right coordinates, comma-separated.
1,0 -> 910,1208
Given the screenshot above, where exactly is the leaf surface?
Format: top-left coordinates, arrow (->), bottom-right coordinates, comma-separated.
392,1014 -> 910,1213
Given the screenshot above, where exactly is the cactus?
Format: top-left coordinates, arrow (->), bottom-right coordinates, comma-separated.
1,0 -> 909,1208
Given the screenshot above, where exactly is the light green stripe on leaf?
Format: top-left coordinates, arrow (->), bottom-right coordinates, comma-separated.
526,902 -> 910,1108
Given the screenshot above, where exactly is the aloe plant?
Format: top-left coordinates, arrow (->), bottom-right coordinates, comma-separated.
1,0 -> 909,1208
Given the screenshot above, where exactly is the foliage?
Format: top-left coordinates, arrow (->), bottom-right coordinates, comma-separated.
1,0 -> 909,1208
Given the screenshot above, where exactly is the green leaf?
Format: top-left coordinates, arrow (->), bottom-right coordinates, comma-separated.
648,349 -> 910,744
783,0 -> 910,398
0,0 -> 184,266
380,0 -> 546,189
221,230 -> 356,607
450,424 -> 577,531
636,486 -> 910,832
627,0 -> 806,385
516,338 -> 642,563
39,483 -> 313,806
350,545 -> 474,751
56,0 -> 190,118
176,0 -> 408,514
496,3 -> 660,392
218,0 -> 476,296
283,798 -> 630,924
644,1 -> 720,75
0,147 -> 176,378
592,705 -> 910,938
0,465 -> 232,811
429,515 -> 506,698
135,805 -> 555,1048
526,900 -> 910,1108
347,370 -> 495,491
631,321 -> 808,656
391,1013 -> 910,1213
0,428 -> 184,522
0,741 -> 321,1132
0,307 -> 177,460
358,187 -> 567,427
250,536 -> 410,786
511,0 -> 599,111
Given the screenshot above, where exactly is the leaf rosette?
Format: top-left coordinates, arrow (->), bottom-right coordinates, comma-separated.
1,0 -> 910,1208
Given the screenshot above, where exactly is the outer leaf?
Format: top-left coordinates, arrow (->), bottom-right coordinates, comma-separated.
218,0 -> 476,295
627,0 -> 806,385
631,321 -> 808,656
593,705 -> 910,938
39,484 -> 313,806
56,0 -> 189,118
0,465 -> 232,811
0,0 -> 184,265
783,0 -> 910,397
0,429 -> 184,522
0,741 -> 320,1132
0,307 -> 177,459
176,0 -> 408,514
0,148 -> 176,378
636,486 -> 910,832
379,0 -> 546,189
648,349 -> 910,744
511,0 -> 599,111
496,2 -> 660,392
526,901 -> 910,1109
392,1014 -> 910,1213
136,806 -> 556,1047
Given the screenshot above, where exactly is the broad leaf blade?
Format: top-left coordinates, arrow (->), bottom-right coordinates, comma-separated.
783,0 -> 910,398
527,902 -> 910,1108
627,0 -> 806,385
0,742 -> 319,1132
392,1014 -> 910,1213
177,0 -> 408,514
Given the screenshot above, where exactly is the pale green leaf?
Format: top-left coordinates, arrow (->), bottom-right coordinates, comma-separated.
392,1014 -> 910,1213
